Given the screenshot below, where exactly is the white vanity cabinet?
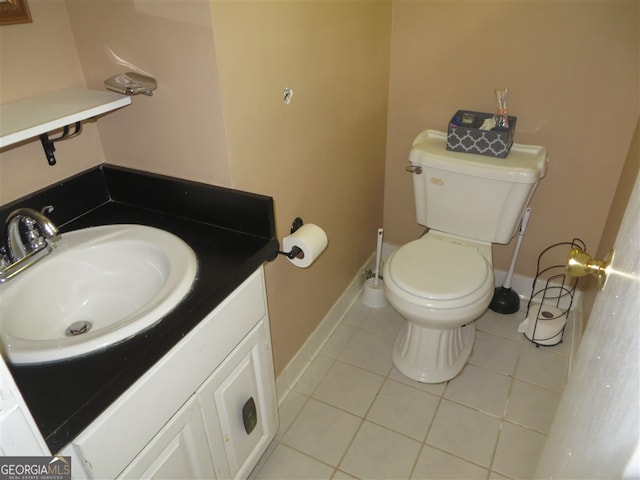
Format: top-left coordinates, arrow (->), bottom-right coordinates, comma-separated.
61,267 -> 278,480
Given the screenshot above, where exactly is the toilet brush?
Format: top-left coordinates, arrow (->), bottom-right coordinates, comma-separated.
490,207 -> 532,314
373,228 -> 383,287
363,228 -> 387,308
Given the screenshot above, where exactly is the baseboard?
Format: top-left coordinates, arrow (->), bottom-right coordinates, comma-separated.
275,252 -> 375,405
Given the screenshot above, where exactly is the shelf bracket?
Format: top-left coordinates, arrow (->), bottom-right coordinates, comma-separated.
39,121 -> 82,166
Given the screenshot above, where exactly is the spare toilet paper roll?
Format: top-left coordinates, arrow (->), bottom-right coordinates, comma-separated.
282,223 -> 328,268
517,304 -> 567,345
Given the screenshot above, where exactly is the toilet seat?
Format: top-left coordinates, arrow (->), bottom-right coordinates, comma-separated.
386,235 -> 492,310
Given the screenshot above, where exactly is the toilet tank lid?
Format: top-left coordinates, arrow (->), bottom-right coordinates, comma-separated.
410,130 -> 548,184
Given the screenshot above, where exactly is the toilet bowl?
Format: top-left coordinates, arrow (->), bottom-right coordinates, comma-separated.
383,231 -> 494,383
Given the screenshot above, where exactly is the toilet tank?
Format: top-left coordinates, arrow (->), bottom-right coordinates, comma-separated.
409,130 -> 548,244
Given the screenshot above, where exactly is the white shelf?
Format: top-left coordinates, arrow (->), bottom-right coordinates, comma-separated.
0,87 -> 131,148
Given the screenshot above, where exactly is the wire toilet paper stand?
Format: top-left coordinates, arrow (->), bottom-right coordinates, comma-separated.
518,238 -> 585,347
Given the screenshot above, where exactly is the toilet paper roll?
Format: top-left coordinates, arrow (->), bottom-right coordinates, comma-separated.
282,223 -> 328,268
518,304 -> 567,346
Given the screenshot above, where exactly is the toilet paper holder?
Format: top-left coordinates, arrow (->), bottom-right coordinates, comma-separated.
519,238 -> 584,346
277,217 -> 305,259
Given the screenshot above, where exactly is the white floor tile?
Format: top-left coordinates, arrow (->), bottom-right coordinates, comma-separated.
489,471 -> 511,479
276,391 -> 308,439
312,361 -> 385,416
367,379 -> 440,441
282,398 -> 361,466
340,421 -> 422,479
320,323 -> 356,358
505,380 -> 561,434
469,331 -> 521,376
411,445 -> 489,479
359,305 -> 405,338
342,300 -> 369,327
293,354 -> 334,395
476,308 -> 525,342
492,422 -> 547,479
338,328 -> 395,376
515,345 -> 568,391
444,364 -> 511,417
331,470 -> 357,479
389,367 -> 447,397
427,399 -> 501,467
253,443 -> 334,480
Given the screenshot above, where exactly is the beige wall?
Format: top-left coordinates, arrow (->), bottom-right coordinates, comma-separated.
0,0 -> 105,204
210,1 -> 391,374
64,0 -> 232,187
0,0 -> 232,204
385,1 -> 639,280
582,118 -> 640,323
1,0 -> 638,378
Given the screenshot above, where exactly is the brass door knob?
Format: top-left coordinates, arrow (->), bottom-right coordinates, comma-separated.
566,247 -> 615,290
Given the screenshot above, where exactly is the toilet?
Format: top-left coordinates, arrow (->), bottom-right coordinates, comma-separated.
383,130 -> 548,383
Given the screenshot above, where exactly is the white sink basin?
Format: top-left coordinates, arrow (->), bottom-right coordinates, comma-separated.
0,224 -> 197,365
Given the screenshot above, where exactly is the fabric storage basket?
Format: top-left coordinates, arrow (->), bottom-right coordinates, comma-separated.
446,110 -> 517,158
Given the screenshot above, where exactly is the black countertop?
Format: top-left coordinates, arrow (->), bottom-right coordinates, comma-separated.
0,165 -> 279,453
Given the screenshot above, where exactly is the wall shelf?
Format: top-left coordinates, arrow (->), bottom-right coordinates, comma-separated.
0,87 -> 131,149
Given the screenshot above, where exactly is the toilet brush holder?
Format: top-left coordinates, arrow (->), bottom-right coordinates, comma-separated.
363,278 -> 387,308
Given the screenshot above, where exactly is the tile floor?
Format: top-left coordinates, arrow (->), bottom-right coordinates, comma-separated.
253,297 -> 572,480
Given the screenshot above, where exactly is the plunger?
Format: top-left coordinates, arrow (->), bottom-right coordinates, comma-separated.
489,207 -> 532,314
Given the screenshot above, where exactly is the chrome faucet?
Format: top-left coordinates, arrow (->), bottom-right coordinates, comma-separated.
0,206 -> 59,283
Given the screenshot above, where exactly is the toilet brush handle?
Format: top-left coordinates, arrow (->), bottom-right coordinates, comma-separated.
519,207 -> 532,234
503,208 -> 532,289
374,228 -> 384,281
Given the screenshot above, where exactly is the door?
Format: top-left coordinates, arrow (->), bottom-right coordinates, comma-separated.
118,396 -> 216,480
197,320 -> 278,480
536,174 -> 639,478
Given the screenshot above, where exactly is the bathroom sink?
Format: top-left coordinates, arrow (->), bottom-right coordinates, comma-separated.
0,224 -> 197,365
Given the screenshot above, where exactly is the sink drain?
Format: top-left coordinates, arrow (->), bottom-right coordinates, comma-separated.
66,320 -> 92,336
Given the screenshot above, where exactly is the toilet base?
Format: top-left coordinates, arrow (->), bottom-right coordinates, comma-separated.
392,321 -> 475,383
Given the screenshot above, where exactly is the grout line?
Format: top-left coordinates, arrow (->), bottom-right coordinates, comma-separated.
333,416 -> 366,477
406,383 -> 448,479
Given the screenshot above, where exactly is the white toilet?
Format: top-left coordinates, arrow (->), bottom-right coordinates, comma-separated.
383,130 -> 548,383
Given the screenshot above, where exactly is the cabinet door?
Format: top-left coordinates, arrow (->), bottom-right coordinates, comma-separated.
118,396 -> 216,480
0,358 -> 49,456
198,321 -> 278,480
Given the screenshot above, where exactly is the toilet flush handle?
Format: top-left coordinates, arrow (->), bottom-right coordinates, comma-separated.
405,165 -> 423,174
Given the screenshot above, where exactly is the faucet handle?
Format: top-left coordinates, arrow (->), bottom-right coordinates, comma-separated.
24,218 -> 46,250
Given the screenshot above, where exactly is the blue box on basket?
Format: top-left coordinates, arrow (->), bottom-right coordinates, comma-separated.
446,110 -> 517,158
